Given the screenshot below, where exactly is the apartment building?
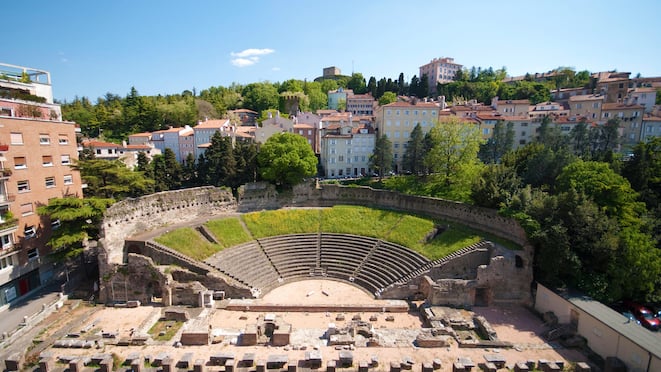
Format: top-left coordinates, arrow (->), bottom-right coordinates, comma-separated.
602,102 -> 644,151
0,63 -> 83,308
374,101 -> 441,171
256,112 -> 293,144
419,57 -> 463,93
294,123 -> 319,154
193,119 -> 232,159
641,113 -> 661,141
319,124 -> 375,178
346,93 -> 376,116
491,98 -> 530,117
327,88 -> 352,111
568,94 -> 604,120
593,71 -> 631,103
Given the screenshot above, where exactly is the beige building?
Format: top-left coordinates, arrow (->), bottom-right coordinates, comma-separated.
255,112 -> 293,144
491,98 -> 530,117
346,93 -> 376,116
374,101 -> 441,171
419,57 -> 462,92
568,94 -> 604,120
535,283 -> 661,372
602,102 -> 644,150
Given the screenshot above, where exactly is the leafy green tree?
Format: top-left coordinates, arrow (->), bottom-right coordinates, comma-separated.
37,197 -> 114,259
478,120 -> 514,164
591,118 -> 620,161
424,118 -> 484,186
303,81 -> 327,112
242,82 -> 279,112
402,124 -> 425,174
622,137 -> 661,208
347,73 -> 367,94
198,133 -> 236,187
72,158 -> 153,199
537,115 -> 567,151
181,153 -> 198,188
233,140 -> 259,187
556,160 -> 643,223
378,91 -> 397,106
257,132 -> 317,188
370,135 -> 393,178
471,163 -> 522,209
569,119 -> 590,158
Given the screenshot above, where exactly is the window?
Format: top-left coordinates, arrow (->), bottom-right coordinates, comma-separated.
10,132 -> 23,145
299,130 -> 303,135
45,177 -> 56,188
51,219 -> 61,230
24,226 -> 37,240
308,130 -> 312,135
39,134 -> 50,145
604,112 -> 610,118
17,180 -> 29,193
1,235 -> 11,249
20,202 -> 33,216
42,155 -> 53,167
27,248 -> 39,259
404,110 -> 409,116
61,155 -> 71,165
0,254 -> 14,269
96,149 -> 101,155
592,102 -> 599,108
576,103 -> 582,109
338,155 -> 344,162
58,135 -> 69,145
13,157 -> 26,169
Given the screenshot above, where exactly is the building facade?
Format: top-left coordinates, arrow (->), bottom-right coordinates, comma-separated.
374,101 -> 441,171
0,111 -> 83,308
419,57 -> 462,93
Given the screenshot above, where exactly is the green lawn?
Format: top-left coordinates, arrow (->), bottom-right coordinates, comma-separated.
155,205 -> 519,261
154,227 -> 223,260
204,218 -> 252,247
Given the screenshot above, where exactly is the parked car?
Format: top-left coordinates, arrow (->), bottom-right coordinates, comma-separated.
621,311 -> 641,325
626,302 -> 660,331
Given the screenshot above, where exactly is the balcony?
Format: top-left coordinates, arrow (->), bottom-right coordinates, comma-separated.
0,217 -> 18,236
0,168 -> 11,180
0,193 -> 15,207
0,144 -> 8,151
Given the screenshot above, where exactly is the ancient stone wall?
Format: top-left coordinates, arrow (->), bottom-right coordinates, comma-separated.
98,182 -> 533,306
98,187 -> 236,302
429,249 -> 491,280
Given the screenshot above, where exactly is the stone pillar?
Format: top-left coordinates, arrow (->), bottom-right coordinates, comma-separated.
4,353 -> 22,372
194,359 -> 206,372
256,360 -> 266,372
326,360 -> 336,372
162,357 -> 174,372
39,357 -> 53,372
390,361 -> 401,372
131,359 -> 142,372
69,359 -> 84,372
288,360 -> 297,372
422,362 -> 433,372
100,357 -> 113,372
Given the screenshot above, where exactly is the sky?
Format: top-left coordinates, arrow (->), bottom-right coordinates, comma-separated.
3,0 -> 660,103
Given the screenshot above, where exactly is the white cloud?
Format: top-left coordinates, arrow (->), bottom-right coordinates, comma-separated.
272,67 -> 281,71
230,48 -> 275,67
230,48 -> 274,58
231,58 -> 257,67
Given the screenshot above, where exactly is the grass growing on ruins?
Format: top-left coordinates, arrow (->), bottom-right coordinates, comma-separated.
320,205 -> 404,238
242,209 -> 322,238
157,205 -> 520,261
154,228 -> 223,260
204,218 -> 252,247
148,319 -> 183,341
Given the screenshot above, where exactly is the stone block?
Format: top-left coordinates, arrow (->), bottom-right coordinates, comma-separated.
358,361 -> 369,372
4,353 -> 22,371
39,357 -> 53,372
575,362 -> 591,372
130,359 -> 142,372
194,359 -> 206,372
514,362 -> 529,372
452,362 -> 465,372
326,359 -> 336,372
390,361 -> 401,372
421,362 -> 433,372
432,359 -> 442,370
69,359 -> 84,372
100,357 -> 113,372
288,360 -> 297,372
162,357 -> 174,372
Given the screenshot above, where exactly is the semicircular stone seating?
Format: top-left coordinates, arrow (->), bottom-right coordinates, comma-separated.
204,233 -> 487,297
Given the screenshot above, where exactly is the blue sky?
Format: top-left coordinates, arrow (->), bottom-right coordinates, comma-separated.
3,0 -> 660,102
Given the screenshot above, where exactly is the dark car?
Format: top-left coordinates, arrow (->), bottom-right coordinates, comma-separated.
627,302 -> 660,331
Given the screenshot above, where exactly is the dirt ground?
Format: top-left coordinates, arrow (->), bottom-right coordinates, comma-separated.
26,280 -> 590,371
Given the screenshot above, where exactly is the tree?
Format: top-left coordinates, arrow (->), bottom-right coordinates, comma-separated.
569,119 -> 590,158
378,92 -> 397,106
151,148 -> 183,191
37,197 -> 114,260
424,117 -> 484,186
370,135 -> 393,178
72,158 -> 154,199
622,137 -> 661,208
242,82 -> 279,112
199,133 -> 237,187
347,73 -> 367,94
402,124 -> 425,174
367,77 -> 377,98
257,132 -> 317,188
478,120 -> 514,164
